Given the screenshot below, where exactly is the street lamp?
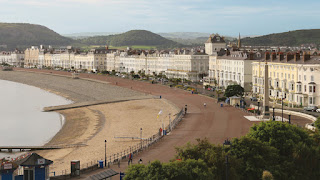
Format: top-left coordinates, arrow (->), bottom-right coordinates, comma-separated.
140,128 -> 142,149
223,139 -> 232,180
272,106 -> 275,121
257,102 -> 260,116
281,96 -> 284,122
104,140 -> 107,167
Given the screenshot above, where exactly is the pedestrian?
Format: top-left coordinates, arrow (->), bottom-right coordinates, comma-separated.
204,103 -> 206,107
128,153 -> 133,165
185,105 -> 187,114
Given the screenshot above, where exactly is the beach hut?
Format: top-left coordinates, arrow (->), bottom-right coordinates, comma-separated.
0,162 -> 17,180
17,153 -> 53,180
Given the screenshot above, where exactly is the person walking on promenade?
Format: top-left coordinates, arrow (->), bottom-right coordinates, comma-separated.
185,105 -> 187,114
128,153 -> 133,165
204,103 -> 207,108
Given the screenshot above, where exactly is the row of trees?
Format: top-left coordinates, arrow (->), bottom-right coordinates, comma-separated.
124,121 -> 320,179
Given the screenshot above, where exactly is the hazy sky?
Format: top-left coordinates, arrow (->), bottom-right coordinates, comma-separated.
0,0 -> 319,36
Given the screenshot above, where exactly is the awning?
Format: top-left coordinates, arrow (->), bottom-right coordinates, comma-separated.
86,169 -> 119,180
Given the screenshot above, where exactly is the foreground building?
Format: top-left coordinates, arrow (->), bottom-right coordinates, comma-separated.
252,52 -> 320,107
206,51 -> 263,91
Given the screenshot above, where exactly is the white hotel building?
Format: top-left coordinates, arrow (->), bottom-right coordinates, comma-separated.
207,51 -> 262,91
0,50 -> 24,66
204,34 -> 261,91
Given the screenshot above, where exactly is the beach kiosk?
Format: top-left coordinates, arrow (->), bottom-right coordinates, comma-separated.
18,153 -> 53,180
0,162 -> 17,180
229,96 -> 241,107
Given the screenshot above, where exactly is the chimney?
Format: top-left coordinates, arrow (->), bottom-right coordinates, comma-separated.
278,52 -> 284,61
271,52 -> 277,61
294,52 -> 300,62
249,52 -> 254,60
265,52 -> 270,61
286,53 -> 294,62
303,52 -> 310,63
226,49 -> 230,56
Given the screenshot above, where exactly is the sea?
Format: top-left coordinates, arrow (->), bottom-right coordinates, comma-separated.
0,79 -> 72,158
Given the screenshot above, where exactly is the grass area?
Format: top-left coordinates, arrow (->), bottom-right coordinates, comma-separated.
108,45 -> 157,50
75,45 -> 157,51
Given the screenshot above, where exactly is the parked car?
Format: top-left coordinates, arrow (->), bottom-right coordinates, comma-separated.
316,109 -> 320,113
304,106 -> 318,112
250,97 -> 258,101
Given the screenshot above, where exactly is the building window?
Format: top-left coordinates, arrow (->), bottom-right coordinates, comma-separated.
314,86 -> 316,93
304,75 -> 306,81
309,86 -> 312,93
311,75 -> 314,82
304,85 -> 307,92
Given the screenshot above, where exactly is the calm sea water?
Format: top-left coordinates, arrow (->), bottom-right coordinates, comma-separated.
0,79 -> 72,146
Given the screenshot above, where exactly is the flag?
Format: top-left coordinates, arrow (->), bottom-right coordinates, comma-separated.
157,110 -> 163,118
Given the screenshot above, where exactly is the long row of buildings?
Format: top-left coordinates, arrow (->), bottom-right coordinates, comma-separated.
1,34 -> 320,107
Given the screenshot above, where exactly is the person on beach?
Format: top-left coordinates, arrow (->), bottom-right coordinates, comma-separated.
204,103 -> 206,108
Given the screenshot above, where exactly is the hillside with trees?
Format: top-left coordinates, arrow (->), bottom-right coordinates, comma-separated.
242,29 -> 320,46
0,23 -> 74,50
79,30 -> 181,48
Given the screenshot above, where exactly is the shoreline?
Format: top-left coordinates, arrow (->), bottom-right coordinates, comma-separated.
0,70 -> 180,173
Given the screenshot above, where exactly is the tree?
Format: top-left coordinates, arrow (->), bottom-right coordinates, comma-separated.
124,159 -> 214,180
247,121 -> 314,156
224,85 -> 244,97
314,116 -> 320,129
247,121 -> 318,179
175,139 -> 240,179
230,136 -> 279,179
262,171 -> 274,180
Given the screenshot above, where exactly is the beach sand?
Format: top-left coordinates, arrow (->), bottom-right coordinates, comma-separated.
37,99 -> 180,175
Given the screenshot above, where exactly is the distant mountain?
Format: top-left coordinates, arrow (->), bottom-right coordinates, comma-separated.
63,32 -> 120,39
0,23 -> 74,50
158,32 -> 212,39
167,36 -> 236,46
241,29 -> 320,46
79,30 -> 181,48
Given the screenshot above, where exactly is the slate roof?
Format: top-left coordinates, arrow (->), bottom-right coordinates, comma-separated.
18,153 -> 53,166
205,34 -> 226,43
86,169 -> 119,180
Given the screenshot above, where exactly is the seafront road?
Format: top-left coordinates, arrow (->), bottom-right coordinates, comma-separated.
9,68 -> 311,179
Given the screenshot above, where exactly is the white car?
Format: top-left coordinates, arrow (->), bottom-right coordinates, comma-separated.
316,109 -> 320,113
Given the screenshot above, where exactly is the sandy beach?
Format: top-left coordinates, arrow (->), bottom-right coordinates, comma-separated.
39,99 -> 179,175
0,70 -> 180,175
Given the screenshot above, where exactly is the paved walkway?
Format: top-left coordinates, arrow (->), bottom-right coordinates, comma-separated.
13,68 -> 312,179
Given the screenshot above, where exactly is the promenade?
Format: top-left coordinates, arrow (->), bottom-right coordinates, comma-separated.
1,68 -> 312,179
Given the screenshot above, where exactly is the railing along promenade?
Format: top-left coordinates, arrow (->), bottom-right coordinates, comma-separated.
51,109 -> 184,178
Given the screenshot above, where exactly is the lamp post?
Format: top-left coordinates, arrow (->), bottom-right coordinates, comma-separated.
282,96 -> 284,122
223,139 -> 232,180
140,128 -> 142,149
257,102 -> 260,115
104,140 -> 107,167
272,106 -> 275,121
288,114 -> 291,124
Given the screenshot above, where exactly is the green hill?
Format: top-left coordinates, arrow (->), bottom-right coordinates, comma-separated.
242,29 -> 320,46
79,30 -> 181,48
0,23 -> 74,50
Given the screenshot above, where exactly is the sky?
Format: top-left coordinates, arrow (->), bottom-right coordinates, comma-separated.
0,0 -> 319,36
